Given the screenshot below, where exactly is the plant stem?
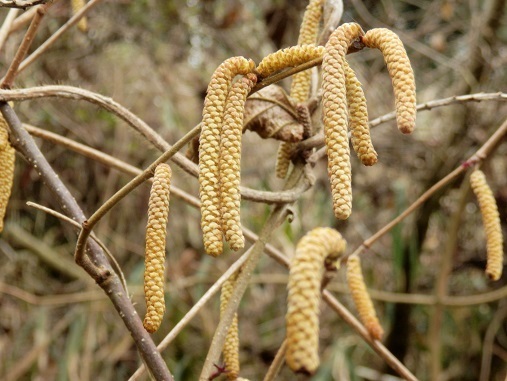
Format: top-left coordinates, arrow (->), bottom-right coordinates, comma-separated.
262,340 -> 287,381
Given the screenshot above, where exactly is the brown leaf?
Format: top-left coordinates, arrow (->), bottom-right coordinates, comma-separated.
244,86 -> 304,142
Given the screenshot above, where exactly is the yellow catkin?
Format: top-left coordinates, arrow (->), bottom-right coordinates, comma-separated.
286,227 -> 347,374
322,22 -> 365,220
143,163 -> 172,333
220,271 -> 241,379
346,254 -> 384,340
0,114 -> 15,233
71,0 -> 88,32
199,57 -> 255,257
290,0 -> 324,102
256,44 -> 325,79
344,60 -> 377,166
362,28 -> 416,134
220,73 -> 257,252
275,142 -> 294,179
470,170 -> 504,281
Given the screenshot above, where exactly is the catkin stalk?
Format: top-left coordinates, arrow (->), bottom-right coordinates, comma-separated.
0,113 -> 15,233
346,254 -> 384,340
143,163 -> 172,333
345,61 -> 377,166
322,22 -> 365,220
199,57 -> 255,257
470,169 -> 504,281
220,271 -> 241,379
361,28 -> 416,134
286,227 -> 347,374
219,73 -> 257,252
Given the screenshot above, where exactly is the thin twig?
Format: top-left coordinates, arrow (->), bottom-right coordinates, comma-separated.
0,103 -> 174,381
9,6 -> 38,33
0,8 -> 19,52
262,339 -> 287,381
1,1 -> 52,89
10,0 -> 105,77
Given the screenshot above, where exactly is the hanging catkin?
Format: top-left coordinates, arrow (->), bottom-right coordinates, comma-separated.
275,142 -> 294,179
286,227 -> 347,374
143,163 -> 172,333
346,254 -> 384,340
470,169 -> 504,281
199,57 -> 255,257
290,0 -> 324,103
71,0 -> 88,32
344,61 -> 377,166
220,271 -> 241,379
322,22 -> 365,220
0,112 -> 15,233
220,73 -> 257,252
256,45 -> 325,78
361,28 -> 416,134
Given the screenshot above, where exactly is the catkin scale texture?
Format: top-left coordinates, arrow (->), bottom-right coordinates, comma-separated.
344,61 -> 378,166
286,227 -> 346,374
256,45 -> 325,78
470,170 -> 504,281
362,28 -> 416,134
199,57 -> 255,257
275,142 -> 294,179
346,255 -> 384,340
0,115 -> 14,233
143,163 -> 172,333
220,271 -> 241,379
322,22 -> 365,220
220,74 -> 257,252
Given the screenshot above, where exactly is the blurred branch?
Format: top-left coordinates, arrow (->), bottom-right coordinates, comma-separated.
0,0 -> 48,8
479,302 -> 507,381
263,339 -> 287,381
1,1 -> 52,89
0,103 -> 174,381
0,8 -> 19,51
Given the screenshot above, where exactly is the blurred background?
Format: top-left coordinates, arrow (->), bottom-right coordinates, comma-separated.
0,0 -> 506,380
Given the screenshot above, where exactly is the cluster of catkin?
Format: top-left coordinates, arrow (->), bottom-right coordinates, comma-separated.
143,163 -> 172,333
470,169 -> 504,281
322,23 -> 416,219
198,57 -> 256,257
0,111 -> 15,233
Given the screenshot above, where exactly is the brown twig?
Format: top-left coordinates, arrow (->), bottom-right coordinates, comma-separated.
0,103 -> 174,381
0,8 -> 19,52
262,339 -> 287,381
1,1 -> 52,89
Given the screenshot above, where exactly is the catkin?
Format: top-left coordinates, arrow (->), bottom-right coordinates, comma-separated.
290,0 -> 324,102
71,0 -> 88,32
344,61 -> 377,166
0,114 -> 14,233
362,28 -> 416,134
256,45 -> 325,79
346,254 -> 384,340
470,170 -> 504,281
143,163 -> 172,333
275,142 -> 294,179
220,73 -> 257,252
199,57 -> 255,257
286,227 -> 347,374
322,22 -> 365,220
220,271 -> 241,379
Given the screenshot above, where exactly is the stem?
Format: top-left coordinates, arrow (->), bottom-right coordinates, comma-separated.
262,340 -> 287,381
0,8 -> 19,52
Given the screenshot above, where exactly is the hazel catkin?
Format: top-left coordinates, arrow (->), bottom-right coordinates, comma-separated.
344,60 -> 377,166
286,227 -> 347,374
199,57 -> 255,257
220,271 -> 241,380
322,22 -> 365,220
71,0 -> 88,32
256,45 -> 325,79
143,163 -> 172,333
362,28 -> 416,134
470,169 -> 504,281
346,254 -> 384,340
0,113 -> 14,233
275,142 -> 294,179
220,73 -> 257,252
